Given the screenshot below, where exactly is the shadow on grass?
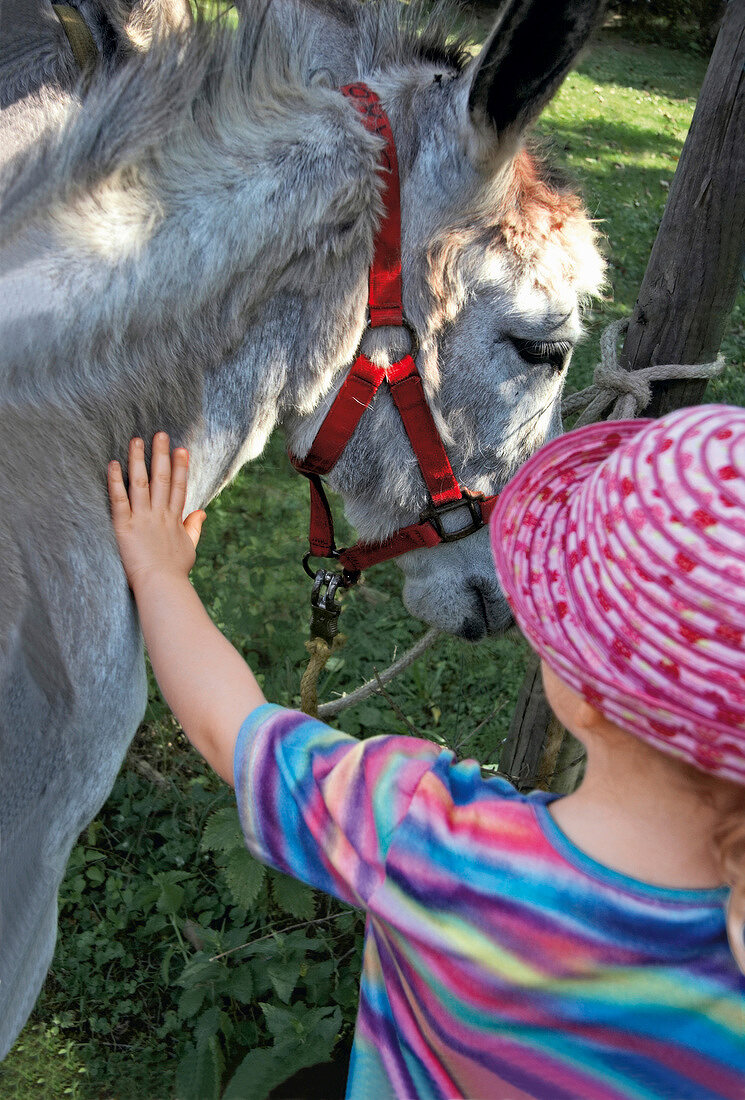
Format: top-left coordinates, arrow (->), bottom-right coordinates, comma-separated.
541,116 -> 688,160
576,30 -> 709,102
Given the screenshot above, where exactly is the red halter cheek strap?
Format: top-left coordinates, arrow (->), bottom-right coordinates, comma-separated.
289,84 -> 499,581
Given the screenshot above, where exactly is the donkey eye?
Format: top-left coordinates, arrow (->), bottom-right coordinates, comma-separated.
509,336 -> 572,372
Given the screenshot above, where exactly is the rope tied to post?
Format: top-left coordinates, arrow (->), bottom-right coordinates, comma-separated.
561,318 -> 725,428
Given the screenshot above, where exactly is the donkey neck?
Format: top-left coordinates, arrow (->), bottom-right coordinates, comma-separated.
0,72 -> 384,507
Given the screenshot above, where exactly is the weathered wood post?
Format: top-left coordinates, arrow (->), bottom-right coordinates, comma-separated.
500,0 -> 745,791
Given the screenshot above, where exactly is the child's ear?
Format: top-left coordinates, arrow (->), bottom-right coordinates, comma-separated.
574,698 -> 604,735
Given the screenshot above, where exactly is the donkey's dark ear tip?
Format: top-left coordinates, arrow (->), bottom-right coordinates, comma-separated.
465,0 -> 605,147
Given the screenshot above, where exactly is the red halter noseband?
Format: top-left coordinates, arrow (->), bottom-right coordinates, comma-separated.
290,84 -> 499,585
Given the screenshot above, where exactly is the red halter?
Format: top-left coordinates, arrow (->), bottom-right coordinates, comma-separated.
289,84 -> 499,583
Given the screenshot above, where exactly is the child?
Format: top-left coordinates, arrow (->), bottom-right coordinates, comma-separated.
108,405 -> 745,1100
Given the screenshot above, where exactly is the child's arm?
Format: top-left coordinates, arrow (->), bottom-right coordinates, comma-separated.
108,433 -> 266,785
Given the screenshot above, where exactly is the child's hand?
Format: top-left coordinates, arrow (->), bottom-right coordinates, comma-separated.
108,433 -> 206,592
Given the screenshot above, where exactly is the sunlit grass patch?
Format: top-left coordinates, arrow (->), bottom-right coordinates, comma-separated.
0,1023 -> 89,1099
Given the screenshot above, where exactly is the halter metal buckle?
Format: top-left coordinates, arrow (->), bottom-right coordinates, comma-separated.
420,493 -> 485,543
308,568 -> 344,644
303,552 -> 360,588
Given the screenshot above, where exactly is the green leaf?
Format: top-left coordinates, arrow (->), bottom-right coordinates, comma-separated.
224,848 -> 265,910
357,704 -> 383,726
259,1001 -> 296,1042
178,986 -> 206,1020
232,1018 -> 259,1049
270,872 -> 316,921
175,1040 -> 221,1100
178,955 -> 223,989
201,807 -> 244,854
249,958 -> 274,998
266,958 -> 301,1004
132,882 -> 159,911
307,1005 -> 343,1050
142,912 -> 169,935
219,1011 -> 234,1042
223,1008 -> 340,1100
194,1006 -> 222,1052
218,1042 -> 305,1100
303,959 -> 335,1003
334,972 -> 360,1009
222,1047 -> 283,1100
156,881 -> 184,914
226,965 -> 254,1004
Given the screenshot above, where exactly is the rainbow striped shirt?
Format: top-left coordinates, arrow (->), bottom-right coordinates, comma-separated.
234,705 -> 745,1099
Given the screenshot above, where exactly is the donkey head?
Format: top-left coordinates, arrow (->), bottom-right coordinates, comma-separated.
286,0 -> 605,639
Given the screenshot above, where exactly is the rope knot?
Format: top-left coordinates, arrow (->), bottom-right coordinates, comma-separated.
561,318 -> 725,428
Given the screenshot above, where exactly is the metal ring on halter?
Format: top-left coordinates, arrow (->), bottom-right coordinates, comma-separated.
303,550 -> 339,580
302,551 -> 360,587
353,315 -> 420,362
399,316 -> 420,360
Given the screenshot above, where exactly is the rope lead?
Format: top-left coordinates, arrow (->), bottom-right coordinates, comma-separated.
300,635 -> 347,718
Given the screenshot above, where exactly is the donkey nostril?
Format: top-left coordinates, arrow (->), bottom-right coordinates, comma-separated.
460,615 -> 487,642
462,579 -> 514,639
459,583 -> 490,641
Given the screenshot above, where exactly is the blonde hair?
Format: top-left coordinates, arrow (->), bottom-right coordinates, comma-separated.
713,812 -> 745,974
653,754 -> 745,975
665,760 -> 745,975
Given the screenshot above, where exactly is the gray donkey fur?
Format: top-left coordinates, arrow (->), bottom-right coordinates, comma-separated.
0,0 -> 192,160
0,0 -> 605,1057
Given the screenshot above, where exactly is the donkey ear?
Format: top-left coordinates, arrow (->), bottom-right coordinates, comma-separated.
465,0 -> 604,151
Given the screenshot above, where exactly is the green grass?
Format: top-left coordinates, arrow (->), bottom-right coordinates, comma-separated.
3,24 -> 744,1100
0,1024 -> 90,1098
540,30 -> 744,394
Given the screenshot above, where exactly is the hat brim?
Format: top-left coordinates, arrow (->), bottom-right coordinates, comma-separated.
490,416 -> 645,659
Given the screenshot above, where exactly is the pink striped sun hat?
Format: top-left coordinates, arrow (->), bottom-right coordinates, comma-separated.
490,404 -> 745,786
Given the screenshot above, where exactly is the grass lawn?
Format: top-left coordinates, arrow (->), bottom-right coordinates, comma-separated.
1,17 -> 743,1100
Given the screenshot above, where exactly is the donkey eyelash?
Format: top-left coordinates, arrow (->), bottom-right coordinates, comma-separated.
508,336 -> 573,371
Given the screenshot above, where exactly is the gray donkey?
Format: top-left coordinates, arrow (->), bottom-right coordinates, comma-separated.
0,0 -> 605,1058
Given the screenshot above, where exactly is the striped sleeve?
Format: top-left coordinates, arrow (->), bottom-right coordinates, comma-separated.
233,704 -> 442,909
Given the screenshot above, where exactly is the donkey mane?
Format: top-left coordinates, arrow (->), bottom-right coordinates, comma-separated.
344,0 -> 472,74
0,5 -> 382,426
1,0 -> 601,320
0,0 -> 472,240
0,16 -> 253,235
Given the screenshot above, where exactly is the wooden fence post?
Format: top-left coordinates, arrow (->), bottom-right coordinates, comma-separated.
500,1 -> 745,791
499,652 -> 585,792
